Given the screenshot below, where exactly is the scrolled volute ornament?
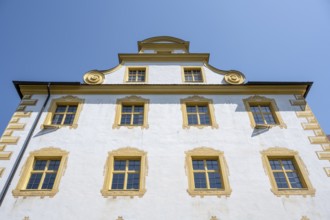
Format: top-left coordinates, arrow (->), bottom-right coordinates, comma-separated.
224,70 -> 245,85
83,70 -> 105,85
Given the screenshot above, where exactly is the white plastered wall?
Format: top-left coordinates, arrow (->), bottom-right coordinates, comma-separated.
102,62 -> 226,85
0,93 -> 329,220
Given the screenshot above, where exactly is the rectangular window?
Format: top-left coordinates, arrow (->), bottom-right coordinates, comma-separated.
250,104 -> 276,126
51,105 -> 78,126
185,148 -> 231,197
120,105 -> 144,126
269,158 -> 305,189
186,105 -> 211,126
101,147 -> 147,197
184,69 -> 203,82
26,159 -> 61,190
111,159 -> 141,190
128,69 -> 146,82
192,159 -> 223,189
261,147 -> 315,196
243,95 -> 286,129
12,147 -> 68,197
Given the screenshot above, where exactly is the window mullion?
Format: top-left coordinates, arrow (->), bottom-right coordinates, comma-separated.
280,160 -> 292,189
124,160 -> 129,190
130,106 -> 134,125
204,160 -> 211,189
258,105 -> 267,124
38,160 -> 49,190
196,105 -> 201,125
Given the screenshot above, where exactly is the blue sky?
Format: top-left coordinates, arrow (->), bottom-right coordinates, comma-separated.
1,0 -> 329,134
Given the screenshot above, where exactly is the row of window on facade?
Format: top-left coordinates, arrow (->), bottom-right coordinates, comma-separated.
126,67 -> 205,83
12,147 -> 315,198
44,95 -> 286,130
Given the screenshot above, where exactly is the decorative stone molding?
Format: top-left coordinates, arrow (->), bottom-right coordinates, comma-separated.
0,151 -> 12,160
290,95 -> 330,176
83,70 -> 105,85
0,168 -> 4,177
224,70 -> 245,85
0,95 -> 37,176
203,63 -> 246,85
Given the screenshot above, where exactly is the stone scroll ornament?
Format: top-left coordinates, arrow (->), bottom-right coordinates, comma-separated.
224,70 -> 245,85
83,70 -> 105,84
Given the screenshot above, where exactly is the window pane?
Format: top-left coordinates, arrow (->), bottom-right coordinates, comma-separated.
67,105 -> 77,113
208,172 -> 222,189
111,174 -> 125,189
273,172 -> 289,188
51,114 -> 63,125
287,172 -> 303,188
260,106 -> 271,113
199,114 -> 210,125
264,114 -> 276,124
282,160 -> 295,170
34,160 -> 47,170
48,160 -> 61,171
128,75 -> 136,82
194,173 -> 207,188
188,115 -> 198,125
128,160 -> 140,171
26,173 -> 42,189
185,73 -> 193,82
114,160 -> 126,171
134,106 -> 144,113
120,114 -> 131,125
127,173 -> 140,189
193,72 -> 202,81
206,160 -> 219,170
250,106 -> 259,113
192,160 -> 204,170
253,113 -> 264,124
63,114 -> 75,125
122,106 -> 133,113
55,105 -> 66,113
198,106 -> 208,113
133,114 -> 144,125
269,160 -> 282,170
186,106 -> 197,113
137,75 -> 145,82
41,173 -> 57,189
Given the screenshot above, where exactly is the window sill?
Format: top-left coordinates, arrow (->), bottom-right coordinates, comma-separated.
183,124 -> 218,129
112,124 -> 149,129
187,188 -> 231,197
271,188 -> 315,197
100,189 -> 146,198
12,189 -> 58,197
41,124 -> 78,129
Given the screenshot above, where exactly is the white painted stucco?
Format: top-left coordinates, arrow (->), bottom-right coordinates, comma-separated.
1,92 -> 330,220
102,62 -> 226,85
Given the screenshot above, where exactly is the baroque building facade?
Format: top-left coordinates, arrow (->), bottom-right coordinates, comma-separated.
0,36 -> 329,220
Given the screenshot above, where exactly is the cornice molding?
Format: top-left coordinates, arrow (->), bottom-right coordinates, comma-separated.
118,53 -> 209,63
18,84 -> 309,96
